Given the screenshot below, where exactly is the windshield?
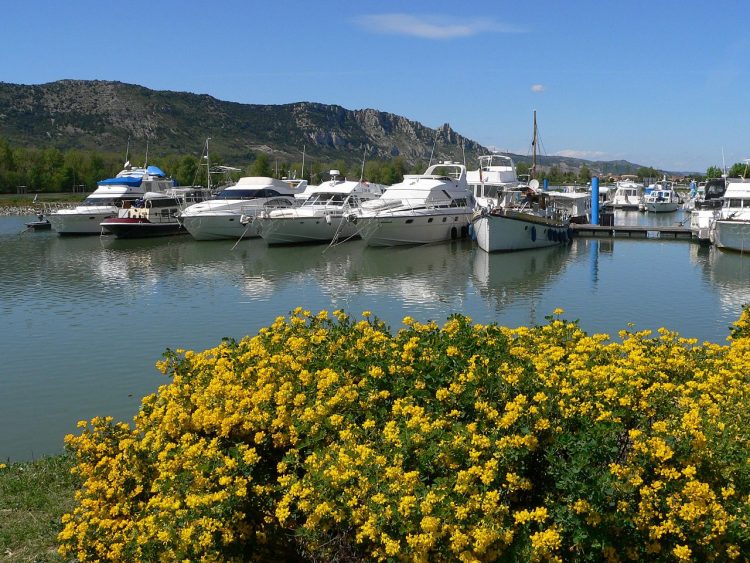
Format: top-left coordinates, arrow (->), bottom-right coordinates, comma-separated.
302,193 -> 347,206
215,188 -> 286,200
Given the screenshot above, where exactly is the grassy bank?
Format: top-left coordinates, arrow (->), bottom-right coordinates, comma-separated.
0,193 -> 85,208
0,455 -> 78,562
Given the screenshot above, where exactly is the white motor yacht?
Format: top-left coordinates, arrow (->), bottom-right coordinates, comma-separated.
179,176 -> 308,240
48,164 -> 175,235
257,171 -> 386,245
642,177 -> 681,213
608,176 -> 644,210
711,180 -> 750,251
354,161 -> 474,247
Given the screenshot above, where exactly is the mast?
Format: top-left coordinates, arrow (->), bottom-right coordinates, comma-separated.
531,110 -> 538,180
205,138 -> 211,191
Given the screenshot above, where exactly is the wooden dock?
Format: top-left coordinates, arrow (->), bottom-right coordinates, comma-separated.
570,223 -> 694,240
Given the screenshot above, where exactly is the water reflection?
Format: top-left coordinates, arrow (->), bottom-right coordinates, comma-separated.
471,245 -> 571,314
690,244 -> 750,314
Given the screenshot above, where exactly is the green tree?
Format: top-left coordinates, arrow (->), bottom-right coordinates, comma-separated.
728,162 -> 750,178
250,153 -> 273,177
706,166 -> 722,179
578,165 -> 592,183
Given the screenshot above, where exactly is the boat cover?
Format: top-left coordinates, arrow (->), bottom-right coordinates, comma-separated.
97,176 -> 143,187
146,165 -> 167,177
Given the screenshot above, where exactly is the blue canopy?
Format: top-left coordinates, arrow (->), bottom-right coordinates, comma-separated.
146,165 -> 167,177
97,176 -> 143,187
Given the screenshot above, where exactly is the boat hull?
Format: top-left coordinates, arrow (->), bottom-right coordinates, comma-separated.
100,218 -> 187,238
644,202 -> 680,213
713,220 -> 750,252
48,209 -> 117,235
358,211 -> 472,247
257,215 -> 357,245
180,213 -> 259,240
473,210 -> 570,252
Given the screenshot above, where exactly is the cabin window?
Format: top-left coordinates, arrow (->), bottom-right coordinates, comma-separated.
405,219 -> 414,224
428,218 -> 433,223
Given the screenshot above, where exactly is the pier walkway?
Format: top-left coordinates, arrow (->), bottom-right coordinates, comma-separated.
570,223 -> 694,240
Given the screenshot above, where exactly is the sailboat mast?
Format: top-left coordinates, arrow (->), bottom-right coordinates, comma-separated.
531,110 -> 537,180
205,138 -> 211,192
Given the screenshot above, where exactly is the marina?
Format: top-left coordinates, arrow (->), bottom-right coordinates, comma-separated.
2,208 -> 750,462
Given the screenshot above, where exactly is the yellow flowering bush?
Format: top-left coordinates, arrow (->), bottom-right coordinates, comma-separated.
60,307 -> 750,561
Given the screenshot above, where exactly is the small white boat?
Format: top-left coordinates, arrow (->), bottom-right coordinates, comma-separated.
711,179 -> 750,252
257,171 -> 386,245
48,164 -> 175,235
354,161 -> 474,246
179,176 -> 307,240
608,176 -> 644,210
642,178 -> 681,213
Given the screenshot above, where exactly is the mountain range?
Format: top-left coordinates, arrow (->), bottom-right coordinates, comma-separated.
0,80 -> 648,176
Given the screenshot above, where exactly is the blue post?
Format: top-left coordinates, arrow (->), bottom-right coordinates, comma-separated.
543,178 -> 549,191
592,176 -> 600,225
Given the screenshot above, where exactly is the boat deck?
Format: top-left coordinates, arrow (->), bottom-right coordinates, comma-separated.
570,223 -> 693,240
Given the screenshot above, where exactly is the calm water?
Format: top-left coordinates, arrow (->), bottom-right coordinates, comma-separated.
2,210 -> 749,461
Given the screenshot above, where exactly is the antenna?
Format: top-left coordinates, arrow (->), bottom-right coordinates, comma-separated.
461,139 -> 466,167
722,147 -> 727,177
301,145 -> 306,180
360,146 -> 368,182
144,141 -> 149,168
124,137 -> 130,165
428,130 -> 439,167
205,138 -> 211,191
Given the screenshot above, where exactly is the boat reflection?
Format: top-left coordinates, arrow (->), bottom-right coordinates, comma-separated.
471,244 -> 571,311
690,244 -> 750,314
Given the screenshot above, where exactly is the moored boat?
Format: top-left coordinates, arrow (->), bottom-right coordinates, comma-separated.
179,176 -> 308,240
711,179 -> 750,252
48,164 -> 175,235
257,171 -> 386,245
355,161 -> 474,247
470,112 -> 571,252
642,177 -> 681,213
689,177 -> 726,242
100,187 -> 210,238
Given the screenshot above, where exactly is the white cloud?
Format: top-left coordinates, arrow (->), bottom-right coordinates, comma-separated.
555,149 -> 608,160
354,13 -> 525,40
531,84 -> 545,93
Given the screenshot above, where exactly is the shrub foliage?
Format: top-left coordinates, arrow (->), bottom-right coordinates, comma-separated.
59,308 -> 750,561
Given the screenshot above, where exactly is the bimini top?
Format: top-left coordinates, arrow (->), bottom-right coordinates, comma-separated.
97,176 -> 143,187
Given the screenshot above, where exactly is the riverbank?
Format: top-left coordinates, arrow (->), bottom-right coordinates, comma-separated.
0,194 -> 84,215
0,454 -> 77,562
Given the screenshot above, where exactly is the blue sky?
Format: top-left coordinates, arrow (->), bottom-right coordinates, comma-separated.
2,0 -> 748,172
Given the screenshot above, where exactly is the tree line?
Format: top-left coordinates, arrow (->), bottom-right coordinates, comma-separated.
0,138 -> 426,194
2,136 -> 746,194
